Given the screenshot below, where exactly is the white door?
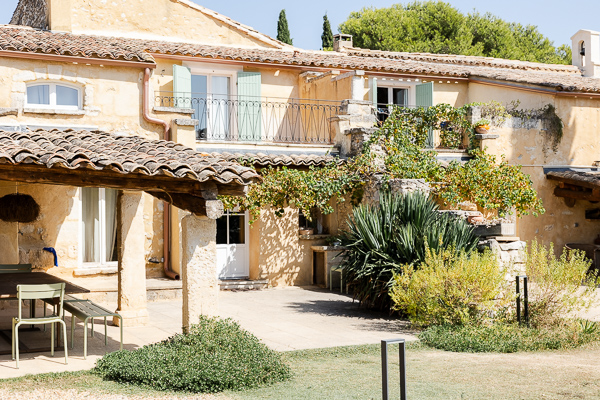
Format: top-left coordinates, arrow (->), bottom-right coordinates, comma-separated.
216,211 -> 249,279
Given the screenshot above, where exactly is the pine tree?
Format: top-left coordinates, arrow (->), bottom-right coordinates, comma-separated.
277,9 -> 293,45
321,14 -> 333,50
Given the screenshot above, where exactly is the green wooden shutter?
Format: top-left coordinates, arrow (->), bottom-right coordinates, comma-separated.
416,82 -> 434,147
370,77 -> 378,108
173,65 -> 191,108
237,72 -> 262,141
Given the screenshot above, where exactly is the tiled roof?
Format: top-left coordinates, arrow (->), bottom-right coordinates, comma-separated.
0,25 -> 154,63
2,25 -> 600,94
203,151 -> 342,167
0,129 -> 258,185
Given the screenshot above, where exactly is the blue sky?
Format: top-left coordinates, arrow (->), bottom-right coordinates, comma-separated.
0,0 -> 597,51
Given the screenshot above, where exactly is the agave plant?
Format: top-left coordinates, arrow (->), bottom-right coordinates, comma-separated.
338,191 -> 479,310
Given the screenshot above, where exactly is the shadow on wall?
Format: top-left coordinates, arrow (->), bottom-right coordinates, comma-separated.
258,208 -> 307,286
0,183 -> 77,269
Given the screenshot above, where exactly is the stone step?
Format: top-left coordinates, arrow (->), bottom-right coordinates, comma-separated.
219,279 -> 268,291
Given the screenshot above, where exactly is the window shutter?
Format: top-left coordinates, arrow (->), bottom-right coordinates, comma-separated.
173,65 -> 191,108
237,72 -> 262,141
369,77 -> 378,108
416,82 -> 434,147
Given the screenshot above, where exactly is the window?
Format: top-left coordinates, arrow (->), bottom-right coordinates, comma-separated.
376,86 -> 408,122
216,211 -> 246,245
81,188 -> 117,265
26,82 -> 81,109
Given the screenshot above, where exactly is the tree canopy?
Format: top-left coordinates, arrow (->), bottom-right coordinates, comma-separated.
321,14 -> 333,50
339,1 -> 571,64
277,10 -> 293,45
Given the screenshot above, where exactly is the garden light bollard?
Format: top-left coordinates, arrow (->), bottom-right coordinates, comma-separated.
516,275 -> 529,327
381,338 -> 407,400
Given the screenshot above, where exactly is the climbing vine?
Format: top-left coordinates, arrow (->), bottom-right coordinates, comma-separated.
222,101 -> 551,222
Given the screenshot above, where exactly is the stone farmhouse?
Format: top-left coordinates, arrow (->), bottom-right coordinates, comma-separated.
2,0 -> 600,325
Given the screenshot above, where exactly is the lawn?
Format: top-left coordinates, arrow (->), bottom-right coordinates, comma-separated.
2,343 -> 600,399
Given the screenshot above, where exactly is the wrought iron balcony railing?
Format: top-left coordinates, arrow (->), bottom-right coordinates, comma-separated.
155,92 -> 342,145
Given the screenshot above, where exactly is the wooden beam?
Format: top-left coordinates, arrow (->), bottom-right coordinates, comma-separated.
547,171 -> 600,191
554,187 -> 600,202
0,164 -> 248,197
146,191 -> 224,219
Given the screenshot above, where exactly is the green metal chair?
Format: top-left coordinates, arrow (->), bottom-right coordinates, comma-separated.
12,283 -> 68,368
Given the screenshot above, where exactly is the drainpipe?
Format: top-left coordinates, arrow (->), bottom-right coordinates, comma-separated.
143,68 -> 179,280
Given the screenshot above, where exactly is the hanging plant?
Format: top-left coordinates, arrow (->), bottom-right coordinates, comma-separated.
0,193 -> 41,223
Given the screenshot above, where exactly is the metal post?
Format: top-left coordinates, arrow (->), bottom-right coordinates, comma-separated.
516,277 -> 521,325
516,275 -> 529,326
523,276 -> 529,327
381,339 -> 407,400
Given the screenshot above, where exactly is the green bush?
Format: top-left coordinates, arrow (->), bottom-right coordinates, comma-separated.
95,316 -> 291,393
524,240 -> 599,328
338,191 -> 479,310
390,248 -> 508,326
419,321 -> 600,353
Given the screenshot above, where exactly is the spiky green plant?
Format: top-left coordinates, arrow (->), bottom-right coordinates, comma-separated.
338,191 -> 479,310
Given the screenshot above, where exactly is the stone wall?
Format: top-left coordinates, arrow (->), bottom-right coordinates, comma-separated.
479,239 -> 526,274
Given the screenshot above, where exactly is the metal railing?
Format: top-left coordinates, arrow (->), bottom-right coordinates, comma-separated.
376,104 -> 468,150
156,92 -> 342,144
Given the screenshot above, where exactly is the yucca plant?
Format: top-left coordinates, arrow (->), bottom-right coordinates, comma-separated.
338,191 -> 479,310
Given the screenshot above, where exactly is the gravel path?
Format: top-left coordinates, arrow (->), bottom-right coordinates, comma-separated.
0,389 -> 226,400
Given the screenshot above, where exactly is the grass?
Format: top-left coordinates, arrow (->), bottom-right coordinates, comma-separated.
419,322 -> 600,353
3,342 -> 600,399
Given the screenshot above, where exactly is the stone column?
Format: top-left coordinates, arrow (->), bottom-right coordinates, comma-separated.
115,191 -> 148,326
181,213 -> 218,333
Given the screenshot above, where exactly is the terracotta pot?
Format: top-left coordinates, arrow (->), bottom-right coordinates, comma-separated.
468,215 -> 485,224
475,125 -> 490,134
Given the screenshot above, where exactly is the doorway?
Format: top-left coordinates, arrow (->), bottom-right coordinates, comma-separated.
216,210 -> 249,279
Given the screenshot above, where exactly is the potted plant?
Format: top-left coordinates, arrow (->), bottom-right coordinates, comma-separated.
474,118 -> 491,134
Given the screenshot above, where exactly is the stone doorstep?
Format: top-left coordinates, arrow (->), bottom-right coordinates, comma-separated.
219,279 -> 268,291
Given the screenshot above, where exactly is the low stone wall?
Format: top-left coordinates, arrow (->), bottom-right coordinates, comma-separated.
479,238 -> 526,273
362,177 -> 431,206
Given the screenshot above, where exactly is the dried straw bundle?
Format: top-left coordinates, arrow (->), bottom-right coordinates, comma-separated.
0,193 -> 40,223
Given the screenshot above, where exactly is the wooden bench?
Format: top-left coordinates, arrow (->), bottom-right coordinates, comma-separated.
62,295 -> 123,359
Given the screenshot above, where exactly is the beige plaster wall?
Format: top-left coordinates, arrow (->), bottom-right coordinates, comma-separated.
433,82 -> 468,107
248,207 -> 328,287
300,73 -> 353,102
61,0 -> 278,48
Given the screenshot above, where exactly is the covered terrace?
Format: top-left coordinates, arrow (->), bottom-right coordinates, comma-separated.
0,128 -> 258,334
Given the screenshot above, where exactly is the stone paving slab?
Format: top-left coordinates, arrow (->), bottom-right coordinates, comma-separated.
0,286 -> 417,378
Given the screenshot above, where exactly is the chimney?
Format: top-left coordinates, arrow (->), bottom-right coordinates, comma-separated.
571,29 -> 600,78
333,34 -> 353,52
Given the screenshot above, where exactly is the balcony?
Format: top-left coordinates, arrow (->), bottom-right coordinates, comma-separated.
155,92 -> 342,145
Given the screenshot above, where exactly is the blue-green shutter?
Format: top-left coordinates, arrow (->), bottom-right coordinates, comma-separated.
416,82 -> 434,147
237,72 -> 262,141
173,65 -> 191,108
370,77 -> 378,108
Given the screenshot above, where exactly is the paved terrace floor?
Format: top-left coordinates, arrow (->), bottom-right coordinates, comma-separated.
0,281 -> 417,378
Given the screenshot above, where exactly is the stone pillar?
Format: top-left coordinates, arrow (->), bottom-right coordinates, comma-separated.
351,70 -> 365,101
181,213 -> 218,333
115,191 -> 148,326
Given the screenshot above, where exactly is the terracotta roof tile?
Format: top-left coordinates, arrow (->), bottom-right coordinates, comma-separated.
203,151 -> 342,167
1,25 -> 600,93
0,129 -> 259,185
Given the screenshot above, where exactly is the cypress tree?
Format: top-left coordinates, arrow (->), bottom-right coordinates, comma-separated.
277,9 -> 293,45
321,14 -> 333,50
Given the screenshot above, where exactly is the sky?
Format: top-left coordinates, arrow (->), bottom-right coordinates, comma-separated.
0,0 -> 598,51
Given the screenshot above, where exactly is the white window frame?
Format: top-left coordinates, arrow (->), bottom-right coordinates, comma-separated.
377,78 -> 421,106
184,63 -> 241,141
25,81 -> 82,110
78,187 -> 118,268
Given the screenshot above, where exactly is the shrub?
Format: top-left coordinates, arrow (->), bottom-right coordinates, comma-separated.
523,240 -> 599,328
390,248 -> 509,326
95,316 -> 291,393
338,191 -> 479,310
419,321 -> 600,353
